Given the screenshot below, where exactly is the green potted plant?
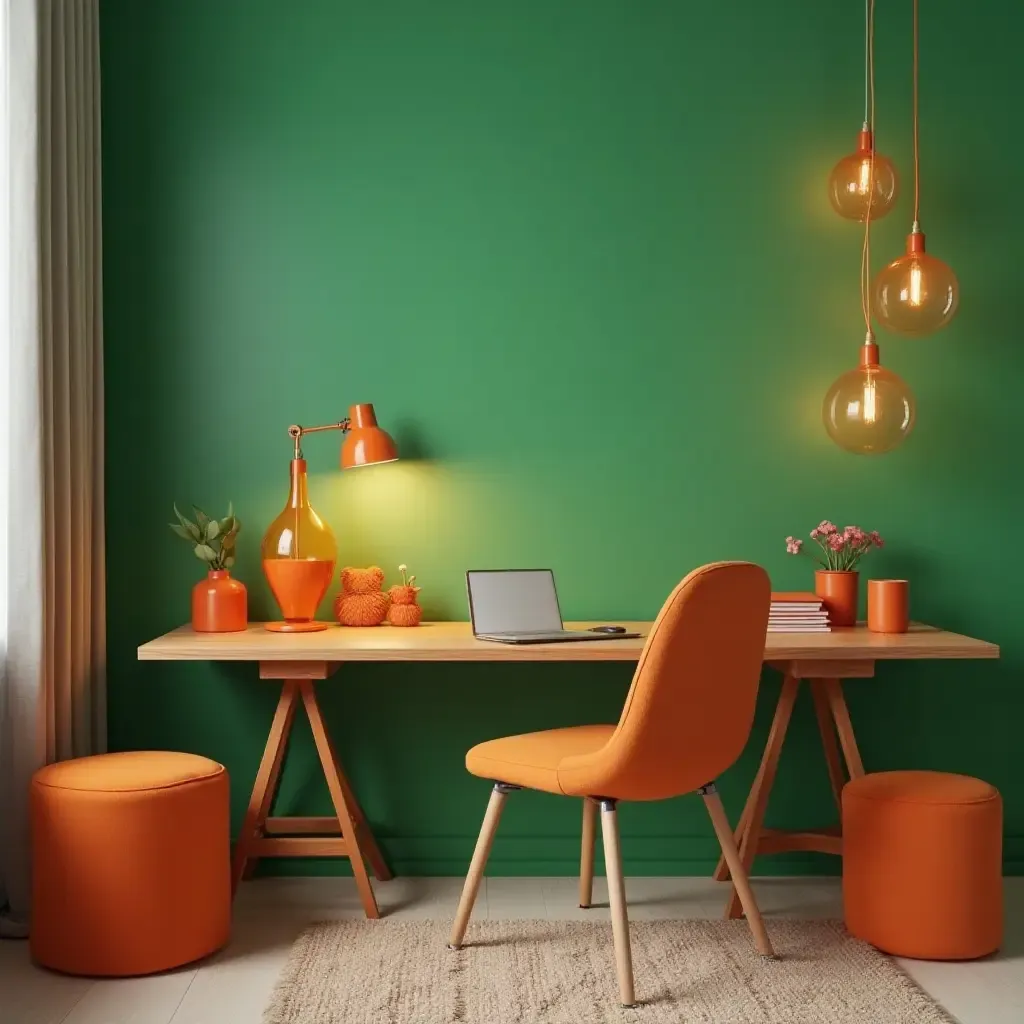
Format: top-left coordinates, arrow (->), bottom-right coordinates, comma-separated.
170,503 -> 247,632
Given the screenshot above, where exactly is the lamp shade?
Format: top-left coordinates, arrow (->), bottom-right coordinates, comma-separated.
341,403 -> 399,469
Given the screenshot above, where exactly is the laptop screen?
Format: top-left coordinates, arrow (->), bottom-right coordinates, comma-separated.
467,570 -> 564,635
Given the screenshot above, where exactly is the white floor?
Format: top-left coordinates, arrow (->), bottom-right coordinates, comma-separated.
4,876 -> 1023,1023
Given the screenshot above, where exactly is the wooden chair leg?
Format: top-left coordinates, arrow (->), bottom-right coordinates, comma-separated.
449,784 -> 511,949
600,800 -> 637,1008
822,678 -> 865,779
702,785 -> 775,958
300,681 -> 380,920
811,680 -> 846,811
725,673 -> 800,918
231,681 -> 299,893
712,763 -> 760,882
579,798 -> 597,908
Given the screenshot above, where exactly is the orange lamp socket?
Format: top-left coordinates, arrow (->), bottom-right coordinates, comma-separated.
341,403 -> 399,469
860,341 -> 880,367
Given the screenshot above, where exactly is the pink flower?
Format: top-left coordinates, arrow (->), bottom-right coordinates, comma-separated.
817,520 -> 837,535
828,533 -> 846,552
844,525 -> 866,545
809,528 -> 820,540
785,537 -> 803,555
869,530 -> 884,548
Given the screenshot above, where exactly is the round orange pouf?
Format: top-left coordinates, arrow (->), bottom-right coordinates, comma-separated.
31,751 -> 231,976
843,770 -> 1003,960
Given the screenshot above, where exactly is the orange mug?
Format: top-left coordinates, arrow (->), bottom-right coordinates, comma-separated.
868,579 -> 909,633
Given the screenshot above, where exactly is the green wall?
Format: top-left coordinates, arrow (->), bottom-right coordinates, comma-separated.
101,0 -> 1023,875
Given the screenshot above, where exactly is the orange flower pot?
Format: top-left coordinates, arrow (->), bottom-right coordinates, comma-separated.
815,570 -> 859,627
868,579 -> 909,633
192,570 -> 247,632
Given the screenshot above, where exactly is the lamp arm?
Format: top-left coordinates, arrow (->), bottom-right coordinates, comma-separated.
287,419 -> 352,459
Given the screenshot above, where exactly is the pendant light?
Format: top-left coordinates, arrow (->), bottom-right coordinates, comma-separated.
874,0 -> 959,335
823,333 -> 916,454
827,0 -> 898,221
824,81 -> 915,455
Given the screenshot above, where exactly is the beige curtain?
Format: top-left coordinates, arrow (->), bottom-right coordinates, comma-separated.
0,0 -> 105,938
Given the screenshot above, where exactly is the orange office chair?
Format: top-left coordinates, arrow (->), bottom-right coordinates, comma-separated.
448,561 -> 775,1007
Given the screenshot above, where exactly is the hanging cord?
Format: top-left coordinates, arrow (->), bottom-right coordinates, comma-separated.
860,0 -> 876,333
912,0 -> 921,227
863,0 -> 870,125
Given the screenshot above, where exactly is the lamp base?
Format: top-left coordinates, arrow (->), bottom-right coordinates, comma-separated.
264,620 -> 332,633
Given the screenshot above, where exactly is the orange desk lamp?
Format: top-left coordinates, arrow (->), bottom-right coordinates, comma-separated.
261,403 -> 398,632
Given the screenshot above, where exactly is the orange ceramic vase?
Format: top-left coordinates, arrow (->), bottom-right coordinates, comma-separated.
261,458 -> 337,632
815,570 -> 859,627
192,570 -> 247,632
868,579 -> 910,633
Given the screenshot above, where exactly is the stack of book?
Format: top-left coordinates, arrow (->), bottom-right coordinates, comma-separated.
769,592 -> 831,632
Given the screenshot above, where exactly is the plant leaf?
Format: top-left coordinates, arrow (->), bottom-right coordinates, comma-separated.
194,543 -> 217,561
193,507 -> 210,532
224,555 -> 235,568
218,515 -> 235,535
169,523 -> 192,540
174,504 -> 203,542
227,501 -> 234,519
205,519 -> 220,541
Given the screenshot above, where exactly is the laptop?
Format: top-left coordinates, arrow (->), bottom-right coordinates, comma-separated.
467,569 -> 642,644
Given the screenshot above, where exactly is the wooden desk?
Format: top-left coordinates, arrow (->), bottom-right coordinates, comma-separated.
138,620 -> 998,920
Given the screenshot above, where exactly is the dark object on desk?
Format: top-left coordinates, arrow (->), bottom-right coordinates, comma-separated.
590,625 -> 627,634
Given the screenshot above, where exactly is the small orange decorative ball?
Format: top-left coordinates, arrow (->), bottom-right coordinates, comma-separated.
334,566 -> 390,626
387,584 -> 422,627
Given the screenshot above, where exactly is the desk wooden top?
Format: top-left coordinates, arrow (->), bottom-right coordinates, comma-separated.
138,621 -> 999,664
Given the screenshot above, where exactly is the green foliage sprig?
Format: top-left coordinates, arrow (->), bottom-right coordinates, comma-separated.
170,503 -> 241,571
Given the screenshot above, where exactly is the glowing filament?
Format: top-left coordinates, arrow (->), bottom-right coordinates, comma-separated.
857,158 -> 872,195
908,264 -> 923,306
862,380 -> 877,424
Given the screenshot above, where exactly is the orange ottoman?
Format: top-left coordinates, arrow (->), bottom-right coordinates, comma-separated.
31,751 -> 231,976
843,770 -> 1002,960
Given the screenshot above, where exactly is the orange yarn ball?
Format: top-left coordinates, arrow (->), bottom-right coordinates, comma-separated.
334,566 -> 390,626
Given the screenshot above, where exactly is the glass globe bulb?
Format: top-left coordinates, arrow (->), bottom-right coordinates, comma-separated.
827,129 -> 898,221
823,343 -> 915,454
874,231 -> 959,335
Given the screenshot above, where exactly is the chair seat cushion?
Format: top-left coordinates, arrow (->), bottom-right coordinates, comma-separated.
34,750 -> 224,792
466,725 -> 615,795
844,769 -> 997,806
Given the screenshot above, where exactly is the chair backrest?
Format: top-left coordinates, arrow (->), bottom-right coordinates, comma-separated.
559,561 -> 770,802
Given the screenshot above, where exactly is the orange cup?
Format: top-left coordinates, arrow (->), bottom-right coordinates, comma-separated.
868,579 -> 909,633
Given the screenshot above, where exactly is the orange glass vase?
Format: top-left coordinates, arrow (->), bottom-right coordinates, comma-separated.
815,570 -> 860,628
261,458 -> 337,632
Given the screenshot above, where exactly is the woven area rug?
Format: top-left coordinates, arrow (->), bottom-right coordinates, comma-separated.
263,919 -> 956,1023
